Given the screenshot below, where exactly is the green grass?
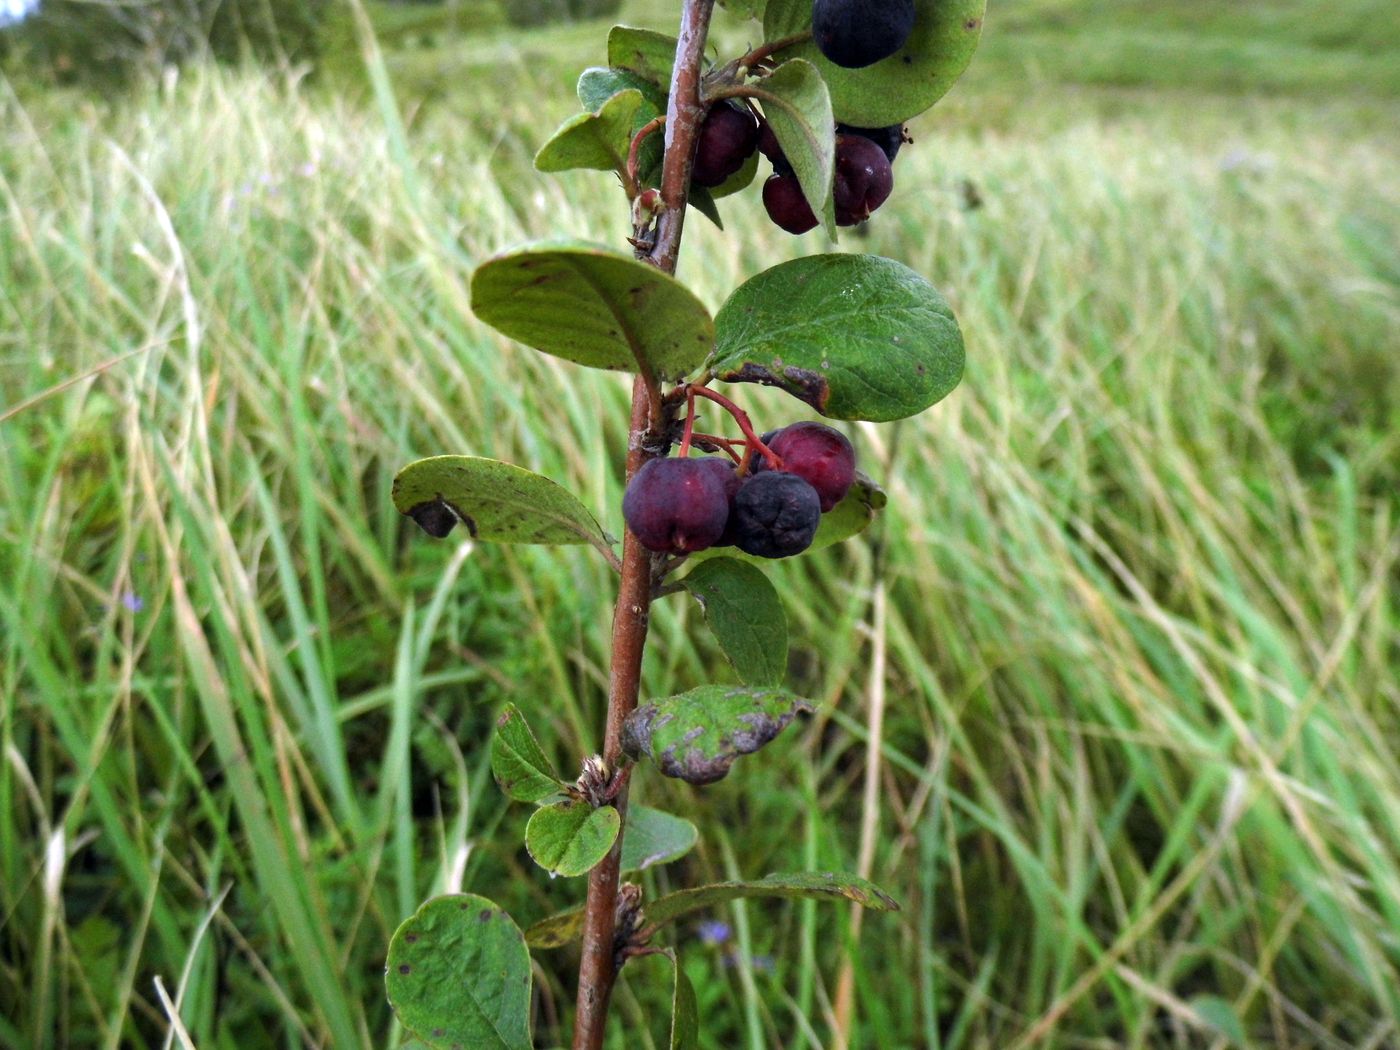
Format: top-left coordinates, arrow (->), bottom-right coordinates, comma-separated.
2,1 -> 1399,1047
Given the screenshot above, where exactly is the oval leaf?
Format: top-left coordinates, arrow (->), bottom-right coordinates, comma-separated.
682,558 -> 788,686
491,705 -> 562,803
392,455 -> 611,550
647,871 -> 900,926
811,471 -> 886,551
622,685 -> 813,785
535,89 -> 646,174
471,241 -> 715,382
577,67 -> 667,184
607,26 -> 681,88
525,800 -> 621,877
669,953 -> 699,1050
764,0 -> 985,126
709,254 -> 964,421
749,59 -> 835,233
621,805 -> 699,873
385,894 -> 532,1050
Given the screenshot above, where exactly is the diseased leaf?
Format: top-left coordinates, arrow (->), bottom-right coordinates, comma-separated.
524,906 -> 586,950
392,455 -> 612,552
491,705 -> 562,803
647,872 -> 900,926
682,559 -> 788,685
749,59 -> 835,234
385,895 -> 531,1050
535,89 -> 646,175
471,241 -> 715,381
620,805 -> 699,873
525,801 -> 621,878
622,685 -> 812,785
607,25 -> 680,87
764,0 -> 985,126
524,872 -> 899,951
810,471 -> 886,551
710,254 -> 964,421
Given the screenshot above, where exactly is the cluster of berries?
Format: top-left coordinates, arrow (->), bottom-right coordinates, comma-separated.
685,0 -> 916,236
623,421 -> 855,559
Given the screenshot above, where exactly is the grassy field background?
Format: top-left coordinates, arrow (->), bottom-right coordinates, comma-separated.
2,0 -> 1399,1046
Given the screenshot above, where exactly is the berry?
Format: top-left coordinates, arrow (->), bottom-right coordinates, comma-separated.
755,422 -> 855,512
729,472 -> 822,559
622,458 -> 731,553
757,122 -> 789,173
812,0 -> 916,69
691,103 -> 759,188
833,134 -> 893,226
836,122 -> 908,164
762,172 -> 818,235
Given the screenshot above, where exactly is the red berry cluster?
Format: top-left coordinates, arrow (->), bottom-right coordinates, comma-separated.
623,417 -> 856,560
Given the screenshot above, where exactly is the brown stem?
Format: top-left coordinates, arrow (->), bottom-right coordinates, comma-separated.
571,3 -> 716,1048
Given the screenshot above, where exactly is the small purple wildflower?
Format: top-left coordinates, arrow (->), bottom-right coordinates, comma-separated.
696,920 -> 731,946
121,591 -> 144,613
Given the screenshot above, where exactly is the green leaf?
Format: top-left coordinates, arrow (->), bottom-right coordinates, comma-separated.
681,558 -> 788,686
607,25 -> 680,88
577,67 -> 668,185
490,704 -> 562,803
392,455 -> 612,553
810,471 -> 886,551
689,185 -> 723,229
748,59 -> 835,234
524,907 -> 586,950
471,241 -> 715,382
718,0 -> 765,19
709,254 -> 964,421
647,871 -> 900,926
525,800 -> 621,877
622,685 -> 812,785
620,805 -> 699,873
668,953 -> 699,1050
535,89 -> 646,175
385,894 -> 532,1050
764,0 -> 985,126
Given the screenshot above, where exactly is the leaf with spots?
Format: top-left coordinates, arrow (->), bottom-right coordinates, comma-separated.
385,894 -> 532,1050
391,456 -> 613,556
525,800 -> 621,877
709,254 -> 964,421
622,685 -> 813,785
471,240 -> 715,383
524,906 -> 586,950
763,0 -> 985,126
681,558 -> 788,686
490,704 -> 563,804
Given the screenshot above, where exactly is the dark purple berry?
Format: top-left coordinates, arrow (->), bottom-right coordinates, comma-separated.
813,0 -> 915,69
622,458 -> 730,554
757,122 -> 791,174
837,122 -> 908,164
833,134 -> 894,226
762,172 -> 818,235
729,472 -> 822,559
755,422 -> 855,512
691,104 -> 759,188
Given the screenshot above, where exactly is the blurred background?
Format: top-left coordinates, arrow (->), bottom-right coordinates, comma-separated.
1,1 -> 1398,1047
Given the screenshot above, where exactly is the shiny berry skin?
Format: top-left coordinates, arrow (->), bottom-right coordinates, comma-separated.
691,104 -> 760,188
762,172 -> 818,235
833,134 -> 894,226
812,0 -> 916,69
837,122 -> 907,163
755,421 -> 855,512
622,458 -> 730,553
729,472 -> 822,559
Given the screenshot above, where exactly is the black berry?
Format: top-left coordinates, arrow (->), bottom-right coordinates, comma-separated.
812,0 -> 916,69
833,134 -> 894,226
622,458 -> 731,553
691,103 -> 759,188
837,122 -> 908,164
729,472 -> 822,559
762,172 -> 818,235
